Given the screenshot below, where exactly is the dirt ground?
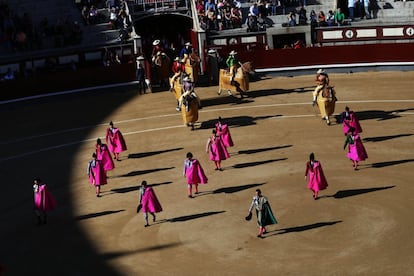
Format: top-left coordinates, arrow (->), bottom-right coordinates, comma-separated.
1,70 -> 414,276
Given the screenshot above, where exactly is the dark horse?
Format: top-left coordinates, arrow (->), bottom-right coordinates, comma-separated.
151,52 -> 171,89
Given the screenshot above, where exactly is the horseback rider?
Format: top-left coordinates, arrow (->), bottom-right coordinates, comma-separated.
151,39 -> 164,59
176,76 -> 201,112
180,42 -> 193,64
312,69 -> 335,125
170,56 -> 185,91
226,50 -> 242,84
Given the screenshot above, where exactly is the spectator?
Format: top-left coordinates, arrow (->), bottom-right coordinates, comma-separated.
362,0 -> 371,19
81,5 -> 90,25
246,13 -> 258,31
206,7 -> 218,30
249,2 -> 259,17
287,11 -> 297,26
109,7 -> 118,29
318,10 -> 327,27
348,0 -> 356,21
298,5 -> 307,25
1,67 -> 15,81
230,4 -> 243,28
205,0 -> 216,14
369,0 -> 380,19
326,10 -> 335,26
88,5 -> 99,24
334,7 -> 345,26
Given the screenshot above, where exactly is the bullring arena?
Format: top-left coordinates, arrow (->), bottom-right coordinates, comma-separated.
1,70 -> 414,275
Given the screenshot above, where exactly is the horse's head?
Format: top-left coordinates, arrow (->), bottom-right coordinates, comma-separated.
241,61 -> 255,75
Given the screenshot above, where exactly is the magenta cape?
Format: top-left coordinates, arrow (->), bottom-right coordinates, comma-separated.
96,144 -> 115,171
341,111 -> 363,135
34,184 -> 57,212
141,186 -> 163,213
88,159 -> 107,186
185,159 -> 208,185
207,135 -> 230,161
305,161 -> 328,192
106,127 -> 127,154
347,134 -> 368,161
215,122 -> 234,147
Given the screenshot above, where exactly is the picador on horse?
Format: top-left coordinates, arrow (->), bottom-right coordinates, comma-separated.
312,69 -> 337,125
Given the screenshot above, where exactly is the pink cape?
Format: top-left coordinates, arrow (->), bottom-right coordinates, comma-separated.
207,135 -> 230,161
141,186 -> 163,213
342,111 -> 363,135
96,144 -> 115,171
215,122 -> 234,147
34,184 -> 57,212
347,134 -> 368,161
106,127 -> 127,154
185,159 -> 208,185
88,159 -> 107,186
305,161 -> 328,192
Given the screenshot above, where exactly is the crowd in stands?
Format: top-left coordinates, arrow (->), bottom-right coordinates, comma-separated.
283,0 -> 380,28
0,2 -> 83,55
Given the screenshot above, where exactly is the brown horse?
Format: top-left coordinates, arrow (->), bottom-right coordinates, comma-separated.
152,52 -> 171,89
218,61 -> 254,98
184,52 -> 201,83
316,84 -> 337,125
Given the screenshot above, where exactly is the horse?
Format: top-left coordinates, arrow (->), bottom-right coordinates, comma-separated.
184,52 -> 201,83
316,84 -> 337,125
218,61 -> 255,98
180,94 -> 199,131
151,52 -> 171,89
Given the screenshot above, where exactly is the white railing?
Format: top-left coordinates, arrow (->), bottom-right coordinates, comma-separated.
133,0 -> 188,12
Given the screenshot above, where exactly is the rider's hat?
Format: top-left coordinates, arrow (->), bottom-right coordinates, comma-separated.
183,76 -> 191,82
174,57 -> 180,61
208,49 -> 216,54
136,56 -> 145,61
185,42 -> 192,47
153,39 -> 160,46
229,50 -> 237,55
317,69 -> 326,74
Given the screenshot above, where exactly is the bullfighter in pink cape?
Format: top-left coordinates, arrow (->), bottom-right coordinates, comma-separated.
105,121 -> 127,161
343,127 -> 368,170
87,153 -> 107,197
206,129 -> 230,171
95,138 -> 115,173
215,116 -> 234,147
304,153 -> 328,200
137,180 -> 163,227
340,106 -> 363,136
33,178 -> 57,225
183,152 -> 208,198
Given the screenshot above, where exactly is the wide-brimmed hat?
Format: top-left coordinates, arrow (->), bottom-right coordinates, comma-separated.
136,56 -> 145,61
153,39 -> 160,46
229,50 -> 237,55
208,49 -> 216,54
185,42 -> 192,47
317,69 -> 326,74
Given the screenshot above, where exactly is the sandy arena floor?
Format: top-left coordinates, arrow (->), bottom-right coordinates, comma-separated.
1,70 -> 414,276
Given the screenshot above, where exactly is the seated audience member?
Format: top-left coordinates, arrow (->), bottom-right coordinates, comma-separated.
326,10 -> 335,26
287,11 -> 297,26
1,67 -> 15,81
246,13 -> 258,32
334,7 -> 345,26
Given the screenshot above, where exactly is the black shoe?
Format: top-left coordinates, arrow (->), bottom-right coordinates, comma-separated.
144,224 -> 149,227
